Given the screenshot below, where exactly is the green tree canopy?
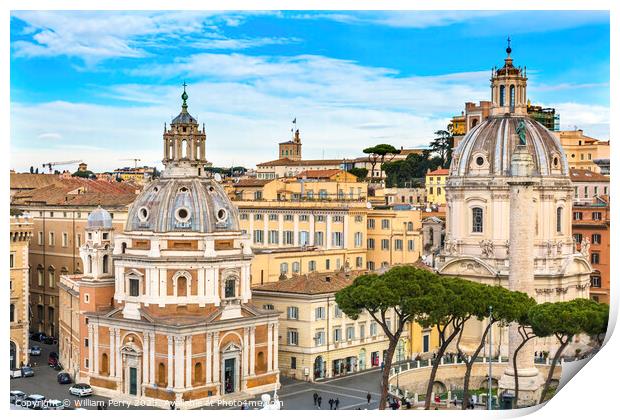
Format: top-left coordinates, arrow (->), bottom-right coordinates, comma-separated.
347,167 -> 368,181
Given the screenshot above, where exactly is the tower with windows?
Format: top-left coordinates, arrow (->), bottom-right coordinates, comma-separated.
79,206 -> 114,281
490,38 -> 528,116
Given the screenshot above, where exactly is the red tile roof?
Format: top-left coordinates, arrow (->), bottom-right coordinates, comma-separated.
257,158 -> 343,167
569,168 -> 609,182
253,271 -> 366,295
296,169 -> 342,179
427,168 -> 449,176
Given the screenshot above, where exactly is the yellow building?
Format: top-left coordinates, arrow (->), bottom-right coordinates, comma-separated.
366,207 -> 423,271
425,168 -> 449,205
10,214 -> 33,370
252,271 -> 406,381
557,129 -> 610,173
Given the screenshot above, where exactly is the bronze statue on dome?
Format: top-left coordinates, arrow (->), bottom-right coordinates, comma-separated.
515,119 -> 527,145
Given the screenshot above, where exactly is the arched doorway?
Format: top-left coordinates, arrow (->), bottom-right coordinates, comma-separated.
10,341 -> 17,370
314,356 -> 324,380
432,381 -> 447,394
120,339 -> 143,397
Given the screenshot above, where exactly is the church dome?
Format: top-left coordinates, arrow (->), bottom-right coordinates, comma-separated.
450,116 -> 569,178
125,178 -> 240,233
87,206 -> 113,229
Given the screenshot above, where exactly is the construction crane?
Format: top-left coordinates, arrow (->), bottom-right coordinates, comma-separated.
41,160 -> 82,174
120,158 -> 142,168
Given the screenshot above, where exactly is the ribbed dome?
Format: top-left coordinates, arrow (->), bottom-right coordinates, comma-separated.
87,206 -> 113,229
450,116 -> 569,178
125,178 -> 240,233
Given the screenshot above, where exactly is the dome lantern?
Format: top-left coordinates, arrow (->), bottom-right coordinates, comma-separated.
490,38 -> 528,116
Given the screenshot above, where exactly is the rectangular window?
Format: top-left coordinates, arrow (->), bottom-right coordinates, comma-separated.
584,186 -> 589,198
38,231 -> 43,245
333,215 -> 344,223
395,239 -> 403,251
593,212 -> 602,221
254,191 -> 263,200
240,213 -> 249,220
367,219 -> 375,229
381,219 -> 390,230
591,253 -> 600,265
346,326 -> 355,341
292,261 -> 300,273
268,230 -> 279,244
381,239 -> 389,250
574,187 -> 578,198
37,270 -> 44,287
284,214 -> 294,222
423,335 -> 430,353
268,214 -> 278,221
332,232 -> 344,247
287,329 -> 299,346
308,260 -> 317,271
359,324 -> 366,339
283,231 -> 294,245
299,214 -> 309,222
592,234 -> 602,244
354,232 -> 363,247
594,186 -> 598,196
370,322 -> 378,337
10,253 -> 14,268
367,238 -> 375,249
408,240 -> 414,251
314,231 -> 324,246
316,215 -> 325,222
299,231 -> 310,246
591,276 -> 601,288
315,330 -> 325,346
325,259 -> 331,270
280,263 -> 288,274
287,306 -> 299,320
574,212 -> 583,221
315,307 -> 325,320
254,214 -> 263,221
129,278 -> 140,297
355,215 -> 363,223
356,256 -> 363,268
253,230 -> 264,244
263,304 -> 275,310
574,233 -> 583,244
62,232 -> 68,247
291,357 -> 297,370
319,190 -> 327,199
48,271 -> 55,288
333,328 -> 342,343
367,261 -> 375,270
385,318 -> 392,332
84,338 -> 89,347
49,232 -> 55,246
334,305 -> 342,318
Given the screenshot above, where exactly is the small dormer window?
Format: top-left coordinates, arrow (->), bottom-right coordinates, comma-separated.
224,277 -> 236,298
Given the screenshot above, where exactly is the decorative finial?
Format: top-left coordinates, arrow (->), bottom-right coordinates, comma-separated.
181,81 -> 188,109
506,36 -> 512,56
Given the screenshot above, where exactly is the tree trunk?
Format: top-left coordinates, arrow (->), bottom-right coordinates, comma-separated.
461,322 -> 493,409
539,339 -> 569,404
378,335 -> 399,410
424,323 -> 462,409
512,335 -> 534,406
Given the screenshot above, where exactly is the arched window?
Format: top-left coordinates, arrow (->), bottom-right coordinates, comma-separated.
177,276 -> 187,297
182,139 -> 188,159
194,362 -> 203,384
224,277 -> 236,298
499,85 -> 505,106
100,353 -> 109,375
471,118 -> 478,129
121,242 -> 127,254
168,141 -> 174,160
158,363 -> 166,387
510,85 -> 515,110
87,255 -> 92,273
472,207 -> 484,233
102,255 -> 109,274
10,304 -> 15,323
556,207 -> 563,233
280,263 -> 288,274
196,143 -> 201,160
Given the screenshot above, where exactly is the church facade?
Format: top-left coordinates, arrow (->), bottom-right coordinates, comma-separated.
436,44 -> 592,405
59,89 -> 280,407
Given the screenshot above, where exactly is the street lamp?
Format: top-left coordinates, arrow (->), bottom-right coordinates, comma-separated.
488,305 -> 493,410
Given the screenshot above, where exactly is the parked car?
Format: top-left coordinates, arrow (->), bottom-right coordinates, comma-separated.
57,372 -> 72,384
21,394 -> 46,410
20,366 -> 34,377
29,332 -> 47,342
45,399 -> 65,410
43,336 -> 57,345
10,390 -> 26,404
48,352 -> 58,366
10,369 -> 22,379
69,383 -> 93,397
29,346 -> 41,356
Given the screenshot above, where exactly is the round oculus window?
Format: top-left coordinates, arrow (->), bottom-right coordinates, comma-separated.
476,156 -> 485,166
179,186 -> 188,193
553,157 -> 559,167
138,207 -> 149,222
217,208 -> 228,222
175,207 -> 191,222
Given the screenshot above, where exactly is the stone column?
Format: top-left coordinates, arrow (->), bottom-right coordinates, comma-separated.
249,327 -> 256,376
273,323 -> 279,371
185,336 -> 193,388
243,327 -> 249,376
115,329 -> 121,379
206,332 -> 212,384
213,332 -> 220,385
149,333 -> 155,385
267,323 -> 273,371
93,325 -> 99,374
174,336 -> 184,390
143,332 -> 149,385
87,324 -> 94,374
167,336 -> 174,388
109,328 -> 115,377
499,144 -> 543,406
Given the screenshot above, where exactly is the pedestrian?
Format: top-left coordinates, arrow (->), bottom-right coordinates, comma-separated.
317,396 -> 322,409
335,398 -> 340,410
366,392 -> 371,404
380,361 -> 384,370
313,392 -> 318,406
329,398 -> 334,410
170,401 -> 175,410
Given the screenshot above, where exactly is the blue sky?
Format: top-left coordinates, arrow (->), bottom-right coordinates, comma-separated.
10,10 -> 609,172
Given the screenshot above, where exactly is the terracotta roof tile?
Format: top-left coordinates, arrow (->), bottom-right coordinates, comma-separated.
297,169 -> 342,179
252,271 -> 366,295
569,168 -> 609,182
427,168 -> 449,176
257,158 -> 343,167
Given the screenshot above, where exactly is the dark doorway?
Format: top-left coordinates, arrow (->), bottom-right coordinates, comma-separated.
129,367 -> 138,395
224,358 -> 236,394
